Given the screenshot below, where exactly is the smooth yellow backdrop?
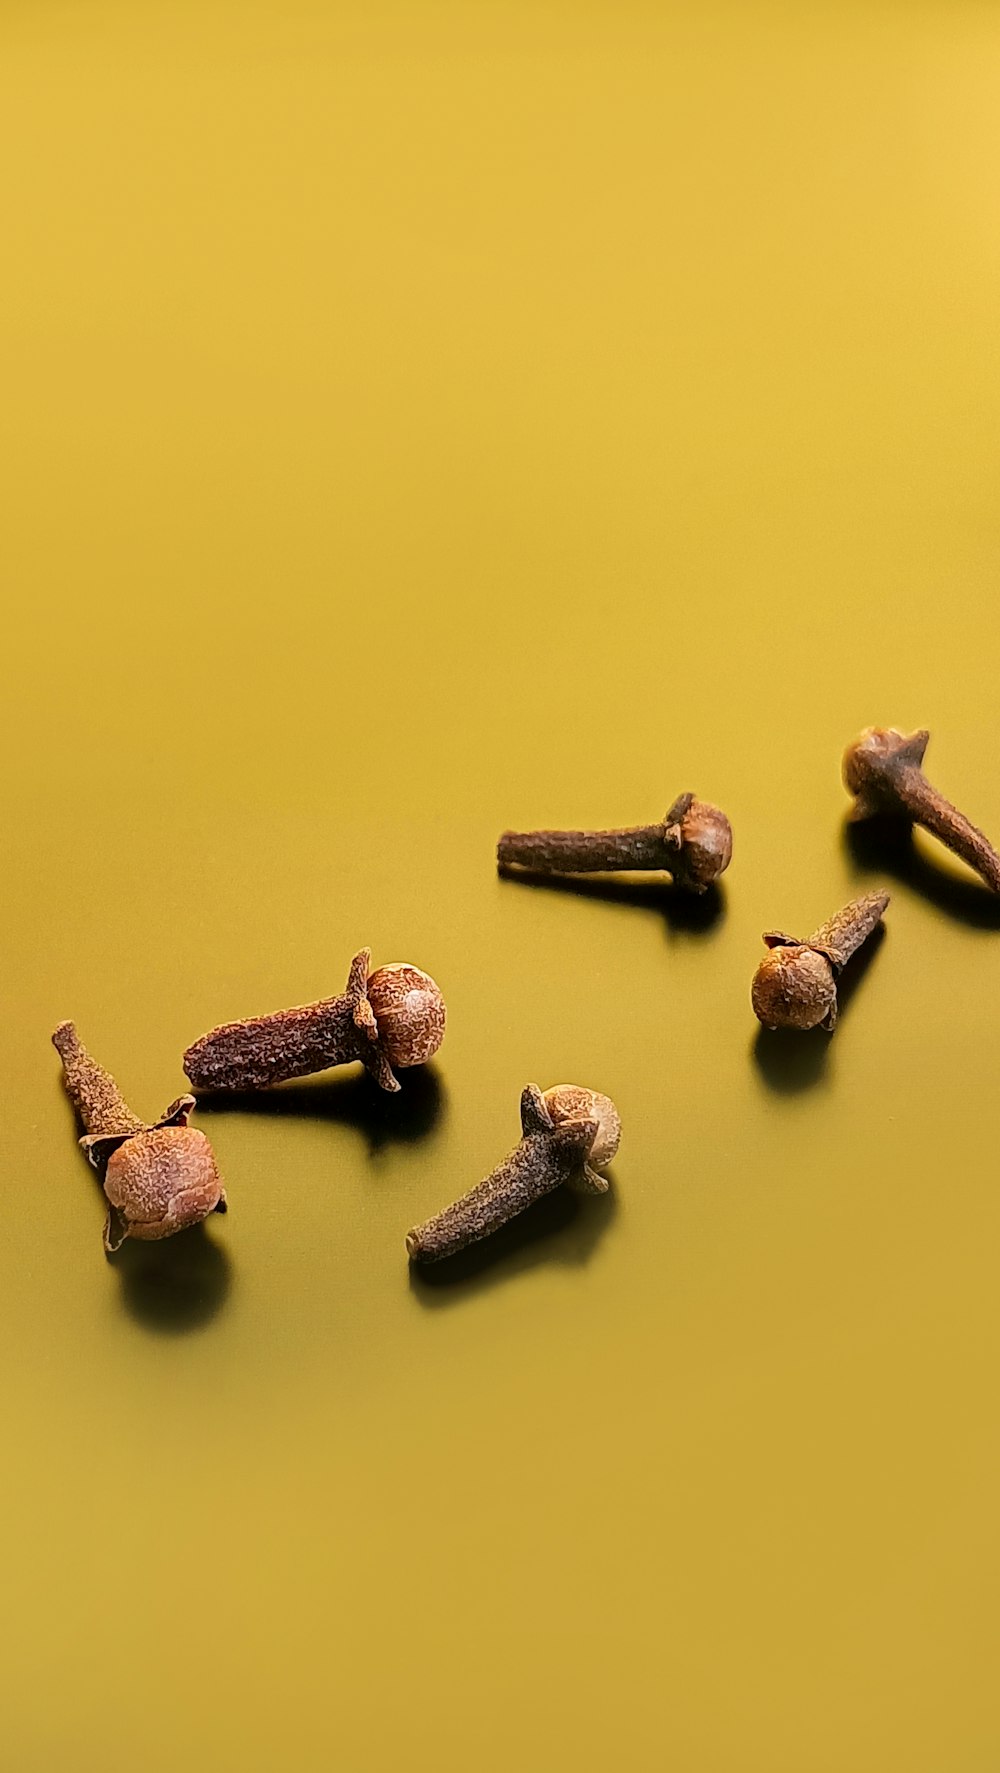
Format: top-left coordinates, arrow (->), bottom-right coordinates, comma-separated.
3,3 -> 1000,1768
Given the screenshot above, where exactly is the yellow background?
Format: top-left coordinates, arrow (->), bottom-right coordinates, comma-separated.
2,3 -> 999,1767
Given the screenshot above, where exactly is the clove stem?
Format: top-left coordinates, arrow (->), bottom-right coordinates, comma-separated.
498,826 -> 669,873
899,771 -> 1000,891
806,891 -> 891,969
52,1021 -> 145,1139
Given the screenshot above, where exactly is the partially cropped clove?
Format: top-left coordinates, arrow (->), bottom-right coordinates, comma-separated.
751,891 -> 889,1032
52,1022 -> 227,1252
406,1083 -> 620,1263
498,793 -> 732,893
184,947 -> 446,1096
844,726 -> 1000,891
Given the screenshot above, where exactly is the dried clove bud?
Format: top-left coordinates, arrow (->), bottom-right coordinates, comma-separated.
498,793 -> 732,893
183,947 -> 445,1096
751,891 -> 889,1032
52,1021 -> 227,1253
405,1082 -> 620,1263
844,727 -> 1000,891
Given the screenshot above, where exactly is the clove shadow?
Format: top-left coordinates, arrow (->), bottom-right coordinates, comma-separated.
408,1179 -> 618,1307
844,818 -> 1000,928
110,1224 -> 232,1335
498,866 -> 725,937
751,923 -> 887,1095
195,1064 -> 446,1153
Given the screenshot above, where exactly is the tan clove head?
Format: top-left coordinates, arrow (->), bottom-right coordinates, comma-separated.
843,726 -> 929,815
543,1084 -> 621,1168
104,1126 -> 226,1245
667,797 -> 733,891
366,964 -> 446,1069
751,945 -> 836,1032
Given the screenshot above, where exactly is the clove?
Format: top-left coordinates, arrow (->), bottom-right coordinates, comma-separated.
184,947 -> 446,1096
498,793 -> 732,893
53,1021 -> 227,1252
406,1083 -> 620,1263
844,727 -> 1000,891
751,891 -> 889,1032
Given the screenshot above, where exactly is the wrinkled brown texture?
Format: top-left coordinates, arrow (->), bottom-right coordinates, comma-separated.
844,726 -> 1000,891
52,1021 -> 226,1252
497,792 -> 733,893
751,891 -> 890,1033
52,1020 -> 145,1139
807,891 -> 891,968
544,1084 -> 621,1171
751,946 -> 838,1033
183,947 -> 445,1095
366,964 -> 447,1068
406,1082 -> 618,1263
104,1126 -> 224,1244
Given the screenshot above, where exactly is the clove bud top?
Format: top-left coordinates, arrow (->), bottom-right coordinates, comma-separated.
751,945 -> 837,1032
366,964 -> 447,1069
667,796 -> 733,892
543,1084 -> 621,1173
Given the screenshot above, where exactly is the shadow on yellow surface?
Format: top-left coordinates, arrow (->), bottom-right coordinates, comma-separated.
194,1064 -> 447,1152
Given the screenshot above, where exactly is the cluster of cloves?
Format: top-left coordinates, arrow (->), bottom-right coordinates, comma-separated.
53,724 -> 1000,1273
749,727 -> 1000,1028
500,730 -> 1000,1032
54,946 -> 617,1265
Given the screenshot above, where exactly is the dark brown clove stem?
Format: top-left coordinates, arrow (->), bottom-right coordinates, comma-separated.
498,793 -> 732,893
52,1021 -> 145,1139
406,1083 -> 620,1263
52,1022 -> 226,1252
800,892 -> 890,969
844,727 -> 1000,891
183,947 -> 446,1096
751,891 -> 889,1033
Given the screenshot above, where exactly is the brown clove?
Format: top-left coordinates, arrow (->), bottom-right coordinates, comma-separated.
52,1021 -> 227,1252
183,947 -> 446,1096
406,1083 -> 620,1263
844,727 -> 1000,891
498,793 -> 732,893
751,891 -> 889,1032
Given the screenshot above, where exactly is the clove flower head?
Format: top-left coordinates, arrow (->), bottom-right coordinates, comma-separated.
666,795 -> 733,892
366,964 -> 446,1069
543,1084 -> 621,1174
842,726 -> 926,814
104,1124 -> 224,1243
750,945 -> 837,1033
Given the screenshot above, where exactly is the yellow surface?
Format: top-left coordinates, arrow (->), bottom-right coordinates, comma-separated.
2,3 -> 1000,1767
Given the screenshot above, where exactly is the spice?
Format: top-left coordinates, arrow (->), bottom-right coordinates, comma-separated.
751,891 -> 889,1032
406,1083 -> 620,1263
497,793 -> 732,893
183,946 -> 445,1096
52,1021 -> 227,1252
844,727 -> 1000,891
